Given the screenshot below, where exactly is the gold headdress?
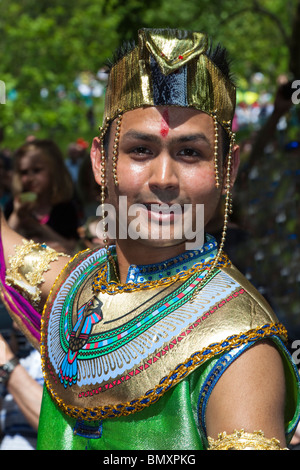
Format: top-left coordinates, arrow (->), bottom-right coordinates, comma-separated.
99,28 -> 236,289
104,28 -> 236,132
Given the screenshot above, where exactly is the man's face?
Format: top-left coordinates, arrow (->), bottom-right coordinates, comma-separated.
92,106 -> 238,252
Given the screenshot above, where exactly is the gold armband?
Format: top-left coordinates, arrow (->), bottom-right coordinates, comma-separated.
5,239 -> 68,308
208,429 -> 288,450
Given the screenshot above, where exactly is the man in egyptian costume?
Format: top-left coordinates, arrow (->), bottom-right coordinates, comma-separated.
0,28 -> 299,450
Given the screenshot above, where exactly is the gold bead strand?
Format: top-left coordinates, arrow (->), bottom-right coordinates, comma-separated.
112,110 -> 123,186
224,123 -> 235,216
98,118 -> 110,254
219,130 -> 235,251
99,115 -> 121,281
212,111 -> 220,189
189,130 -> 235,303
227,130 -> 235,217
109,110 -> 123,281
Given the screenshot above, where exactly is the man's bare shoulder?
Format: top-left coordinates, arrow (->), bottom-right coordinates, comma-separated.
206,340 -> 287,446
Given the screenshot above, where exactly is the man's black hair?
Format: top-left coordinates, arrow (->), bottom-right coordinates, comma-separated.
105,40 -> 136,71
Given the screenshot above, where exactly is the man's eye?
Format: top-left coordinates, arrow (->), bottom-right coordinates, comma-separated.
132,147 -> 152,156
178,148 -> 201,157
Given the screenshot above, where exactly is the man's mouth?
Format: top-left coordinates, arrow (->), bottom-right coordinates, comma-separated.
142,202 -> 183,223
143,202 -> 183,213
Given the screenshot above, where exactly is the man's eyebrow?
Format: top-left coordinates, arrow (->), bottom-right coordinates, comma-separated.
174,133 -> 212,148
122,130 -> 211,147
122,130 -> 160,143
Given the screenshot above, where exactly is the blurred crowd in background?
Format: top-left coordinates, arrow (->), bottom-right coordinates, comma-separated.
233,80 -> 300,342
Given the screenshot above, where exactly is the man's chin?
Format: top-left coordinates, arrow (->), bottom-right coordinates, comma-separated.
125,236 -> 188,250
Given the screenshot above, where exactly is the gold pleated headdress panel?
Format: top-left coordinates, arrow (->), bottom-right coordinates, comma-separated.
103,28 -> 236,133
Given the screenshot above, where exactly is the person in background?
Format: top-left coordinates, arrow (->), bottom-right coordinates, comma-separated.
0,152 -> 12,210
0,327 -> 43,450
4,139 -> 79,255
65,138 -> 89,185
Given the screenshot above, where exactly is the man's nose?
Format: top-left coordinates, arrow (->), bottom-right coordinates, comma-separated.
148,154 -> 179,193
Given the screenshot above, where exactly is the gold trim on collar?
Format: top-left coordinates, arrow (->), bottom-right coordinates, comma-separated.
42,322 -> 287,421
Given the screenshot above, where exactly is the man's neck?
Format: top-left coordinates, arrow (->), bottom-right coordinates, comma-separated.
115,240 -> 189,284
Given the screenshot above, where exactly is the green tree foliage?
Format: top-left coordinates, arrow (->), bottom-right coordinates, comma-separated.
0,0 -> 298,150
145,0 -> 298,81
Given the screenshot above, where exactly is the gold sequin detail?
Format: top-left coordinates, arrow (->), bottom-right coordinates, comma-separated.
208,429 -> 288,450
6,239 -> 68,307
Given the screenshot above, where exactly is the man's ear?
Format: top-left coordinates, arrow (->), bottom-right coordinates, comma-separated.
222,144 -> 240,195
90,137 -> 102,186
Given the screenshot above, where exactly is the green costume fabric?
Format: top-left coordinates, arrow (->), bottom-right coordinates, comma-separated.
37,341 -> 300,450
38,363 -> 210,450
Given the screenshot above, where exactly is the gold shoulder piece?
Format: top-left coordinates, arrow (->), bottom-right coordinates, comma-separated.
208,429 -> 288,450
5,239 -> 68,308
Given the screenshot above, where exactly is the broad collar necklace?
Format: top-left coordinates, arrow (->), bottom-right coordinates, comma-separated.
92,235 -> 230,295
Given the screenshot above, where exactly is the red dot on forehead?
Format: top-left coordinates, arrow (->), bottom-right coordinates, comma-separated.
160,109 -> 170,138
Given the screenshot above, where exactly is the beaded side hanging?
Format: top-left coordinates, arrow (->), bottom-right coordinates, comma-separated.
98,111 -> 123,281
112,111 -> 123,186
212,111 -> 220,189
189,122 -> 236,302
